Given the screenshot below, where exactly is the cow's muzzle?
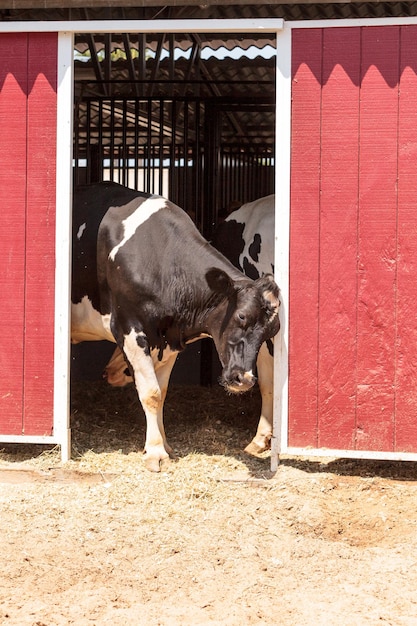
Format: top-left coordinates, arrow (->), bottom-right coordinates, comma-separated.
222,370 -> 256,394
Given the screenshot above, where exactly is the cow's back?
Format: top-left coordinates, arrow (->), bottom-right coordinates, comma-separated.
214,195 -> 274,280
71,182 -> 150,310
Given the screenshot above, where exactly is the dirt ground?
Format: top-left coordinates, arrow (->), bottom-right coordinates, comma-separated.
1,381 -> 417,626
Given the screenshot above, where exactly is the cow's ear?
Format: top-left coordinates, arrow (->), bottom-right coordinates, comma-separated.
257,274 -> 280,313
205,268 -> 235,297
257,274 -> 280,298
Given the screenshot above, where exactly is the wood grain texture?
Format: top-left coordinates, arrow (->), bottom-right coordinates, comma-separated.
317,27 -> 360,449
355,26 -> 399,451
24,32 -> 57,435
288,29 -> 322,447
0,33 -> 28,434
395,25 -> 417,452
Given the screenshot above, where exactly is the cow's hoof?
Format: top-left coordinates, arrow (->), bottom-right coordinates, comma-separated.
144,455 -> 170,472
244,439 -> 271,457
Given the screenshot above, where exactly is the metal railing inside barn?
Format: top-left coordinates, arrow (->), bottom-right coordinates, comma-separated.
73,95 -> 274,237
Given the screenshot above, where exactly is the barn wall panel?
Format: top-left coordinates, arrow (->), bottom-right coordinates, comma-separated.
0,32 -> 57,436
356,26 -> 399,450
289,25 -> 417,454
0,33 -> 28,434
24,32 -> 57,435
288,29 -> 322,447
395,25 -> 417,451
317,27 -> 360,449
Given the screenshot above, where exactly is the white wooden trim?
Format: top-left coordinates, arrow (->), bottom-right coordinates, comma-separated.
285,17 -> 417,29
271,26 -> 291,473
54,32 -> 74,463
3,17 -> 417,35
0,19 -> 283,34
0,435 -> 61,445
283,447 -> 417,462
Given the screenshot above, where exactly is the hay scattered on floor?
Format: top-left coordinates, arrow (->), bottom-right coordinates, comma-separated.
0,381 -> 265,478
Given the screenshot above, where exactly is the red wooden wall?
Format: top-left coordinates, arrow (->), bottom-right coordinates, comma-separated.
0,32 -> 57,436
289,25 -> 417,453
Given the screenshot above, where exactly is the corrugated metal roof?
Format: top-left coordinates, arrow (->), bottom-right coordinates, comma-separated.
74,36 -> 276,62
74,30 -> 276,148
74,31 -> 275,93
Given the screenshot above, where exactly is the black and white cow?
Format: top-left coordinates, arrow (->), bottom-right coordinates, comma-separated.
214,195 -> 275,455
71,182 -> 280,471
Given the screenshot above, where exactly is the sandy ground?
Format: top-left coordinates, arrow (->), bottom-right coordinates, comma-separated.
1,382 -> 417,626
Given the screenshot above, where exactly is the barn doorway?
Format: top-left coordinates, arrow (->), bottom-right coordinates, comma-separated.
70,26 -> 278,387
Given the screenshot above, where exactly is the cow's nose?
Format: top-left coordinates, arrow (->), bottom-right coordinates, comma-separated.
224,370 -> 255,394
237,371 -> 255,386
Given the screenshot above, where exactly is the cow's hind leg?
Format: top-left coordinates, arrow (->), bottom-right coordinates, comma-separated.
104,346 -> 133,387
122,329 -> 177,472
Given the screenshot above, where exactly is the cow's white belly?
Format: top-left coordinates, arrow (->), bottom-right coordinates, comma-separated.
71,296 -> 114,343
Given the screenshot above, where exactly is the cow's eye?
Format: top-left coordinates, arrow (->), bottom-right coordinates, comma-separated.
237,311 -> 246,323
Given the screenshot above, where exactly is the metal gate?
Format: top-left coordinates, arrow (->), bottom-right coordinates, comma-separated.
73,95 -> 274,237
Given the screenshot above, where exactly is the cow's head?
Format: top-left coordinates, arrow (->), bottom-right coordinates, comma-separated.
205,268 -> 280,394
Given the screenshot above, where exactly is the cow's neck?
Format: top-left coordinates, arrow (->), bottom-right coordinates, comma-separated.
175,295 -> 227,345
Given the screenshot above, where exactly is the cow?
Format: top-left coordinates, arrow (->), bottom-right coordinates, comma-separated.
71,182 -> 280,472
214,195 -> 275,455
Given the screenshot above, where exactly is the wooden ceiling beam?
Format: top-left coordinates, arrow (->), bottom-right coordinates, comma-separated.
0,0 -> 390,8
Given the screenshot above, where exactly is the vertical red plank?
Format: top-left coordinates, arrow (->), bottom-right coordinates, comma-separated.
317,28 -> 360,448
24,33 -> 57,435
356,27 -> 399,451
288,29 -> 322,447
395,26 -> 417,452
0,34 -> 28,434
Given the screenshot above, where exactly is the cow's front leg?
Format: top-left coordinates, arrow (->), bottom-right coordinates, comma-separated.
245,342 -> 273,455
122,330 -> 176,472
153,348 -> 178,458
